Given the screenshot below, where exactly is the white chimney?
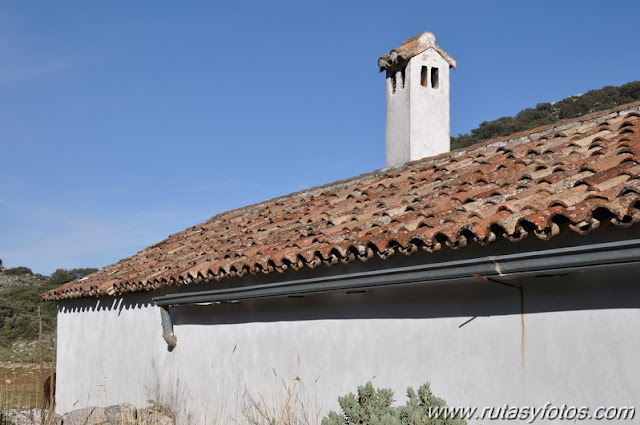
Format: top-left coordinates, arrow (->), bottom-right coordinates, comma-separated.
379,32 -> 457,168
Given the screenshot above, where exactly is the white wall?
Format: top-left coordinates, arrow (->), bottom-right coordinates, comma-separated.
55,264 -> 640,425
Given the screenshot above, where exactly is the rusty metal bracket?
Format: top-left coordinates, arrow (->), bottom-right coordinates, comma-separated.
472,273 -> 520,289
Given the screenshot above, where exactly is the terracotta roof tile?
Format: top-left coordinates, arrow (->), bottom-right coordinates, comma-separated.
42,101 -> 640,301
378,31 -> 457,72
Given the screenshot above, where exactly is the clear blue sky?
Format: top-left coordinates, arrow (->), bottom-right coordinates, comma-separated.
1,0 -> 638,274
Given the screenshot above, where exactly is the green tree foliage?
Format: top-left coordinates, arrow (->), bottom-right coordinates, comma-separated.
49,268 -> 98,287
321,381 -> 466,425
451,80 -> 640,150
0,267 -> 98,350
3,266 -> 34,276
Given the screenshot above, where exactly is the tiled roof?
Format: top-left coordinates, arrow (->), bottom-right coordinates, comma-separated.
43,102 -> 640,301
378,31 -> 457,72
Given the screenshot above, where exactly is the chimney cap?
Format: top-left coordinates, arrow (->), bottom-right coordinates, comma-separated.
378,31 -> 457,72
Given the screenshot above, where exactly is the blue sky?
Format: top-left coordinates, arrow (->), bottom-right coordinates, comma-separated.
1,0 -> 638,274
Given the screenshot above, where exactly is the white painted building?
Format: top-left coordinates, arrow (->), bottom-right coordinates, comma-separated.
44,32 -> 640,424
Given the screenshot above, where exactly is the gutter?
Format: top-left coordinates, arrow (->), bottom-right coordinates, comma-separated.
153,239 -> 640,307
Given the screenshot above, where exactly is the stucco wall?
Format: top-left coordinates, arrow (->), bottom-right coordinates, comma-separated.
55,258 -> 640,424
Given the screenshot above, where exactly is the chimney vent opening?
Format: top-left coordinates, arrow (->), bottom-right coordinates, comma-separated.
387,70 -> 396,94
431,67 -> 439,89
400,69 -> 406,89
421,66 -> 428,87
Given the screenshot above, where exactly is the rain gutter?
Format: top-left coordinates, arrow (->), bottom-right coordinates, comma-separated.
153,239 -> 640,307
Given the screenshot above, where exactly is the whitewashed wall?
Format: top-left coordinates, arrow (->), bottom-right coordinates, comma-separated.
55,262 -> 640,424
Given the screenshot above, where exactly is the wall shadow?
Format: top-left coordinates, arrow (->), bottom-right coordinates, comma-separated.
57,291 -> 154,314
172,262 -> 640,326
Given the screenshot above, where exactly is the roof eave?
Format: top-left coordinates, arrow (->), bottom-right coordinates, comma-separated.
153,239 -> 640,306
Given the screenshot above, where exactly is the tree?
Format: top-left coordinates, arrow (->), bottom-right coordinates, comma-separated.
3,266 -> 33,276
451,80 -> 640,149
49,268 -> 98,286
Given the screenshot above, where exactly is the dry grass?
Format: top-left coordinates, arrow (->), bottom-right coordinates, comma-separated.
0,363 -> 326,425
0,308 -> 57,424
0,361 -> 58,425
1,337 -> 322,425
241,369 -> 321,425
0,361 -> 53,411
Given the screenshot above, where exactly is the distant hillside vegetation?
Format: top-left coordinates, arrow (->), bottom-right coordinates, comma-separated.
452,81 -> 640,150
0,266 -> 97,361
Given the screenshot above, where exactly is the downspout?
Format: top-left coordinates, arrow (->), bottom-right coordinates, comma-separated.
159,305 -> 177,348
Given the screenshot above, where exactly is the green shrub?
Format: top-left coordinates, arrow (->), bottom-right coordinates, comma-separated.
321,381 -> 466,425
49,268 -> 98,286
451,80 -> 640,150
3,267 -> 33,276
0,266 -> 98,361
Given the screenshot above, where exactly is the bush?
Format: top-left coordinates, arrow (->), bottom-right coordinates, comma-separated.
0,282 -> 57,349
451,80 -> 640,150
49,268 -> 98,286
321,381 -> 466,425
3,267 -> 33,276
0,267 -> 97,359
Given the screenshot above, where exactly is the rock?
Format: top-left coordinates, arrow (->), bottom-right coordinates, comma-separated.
0,403 -> 175,425
103,404 -> 137,425
62,406 -> 108,425
0,409 -> 62,425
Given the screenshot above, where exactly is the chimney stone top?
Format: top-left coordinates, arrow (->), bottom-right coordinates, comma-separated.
378,31 -> 457,73
418,31 -> 436,45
